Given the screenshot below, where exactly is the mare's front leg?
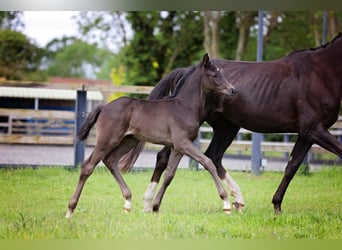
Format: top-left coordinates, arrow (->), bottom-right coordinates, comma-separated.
206,116 -> 245,211
103,137 -> 139,213
143,146 -> 171,212
66,146 -> 108,218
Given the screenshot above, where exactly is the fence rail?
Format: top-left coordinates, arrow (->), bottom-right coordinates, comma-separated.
1,108 -> 342,157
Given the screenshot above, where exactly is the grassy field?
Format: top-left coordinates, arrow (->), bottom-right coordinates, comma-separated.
0,166 -> 341,239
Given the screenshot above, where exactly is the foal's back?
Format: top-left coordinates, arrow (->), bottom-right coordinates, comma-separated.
98,96 -> 197,147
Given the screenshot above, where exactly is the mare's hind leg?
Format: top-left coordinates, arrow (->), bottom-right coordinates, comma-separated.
309,126 -> 342,158
273,126 -> 342,214
272,137 -> 312,214
102,136 -> 139,213
143,146 -> 171,212
206,116 -> 245,211
66,146 -> 109,218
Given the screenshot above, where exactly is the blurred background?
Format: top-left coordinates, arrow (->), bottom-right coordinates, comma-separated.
1,11 -> 341,97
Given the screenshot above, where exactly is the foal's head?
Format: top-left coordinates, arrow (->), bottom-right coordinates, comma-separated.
200,53 -> 236,98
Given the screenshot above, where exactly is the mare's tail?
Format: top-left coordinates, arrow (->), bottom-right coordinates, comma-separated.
77,105 -> 105,141
118,68 -> 188,173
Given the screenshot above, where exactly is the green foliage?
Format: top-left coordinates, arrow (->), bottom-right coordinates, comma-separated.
73,11 -> 342,85
219,12 -> 239,59
45,38 -> 112,79
0,11 -> 24,30
263,12 -> 317,60
123,11 -> 204,86
0,166 -> 341,239
0,29 -> 46,80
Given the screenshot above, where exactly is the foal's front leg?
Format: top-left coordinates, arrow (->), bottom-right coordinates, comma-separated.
181,140 -> 231,214
206,117 -> 245,211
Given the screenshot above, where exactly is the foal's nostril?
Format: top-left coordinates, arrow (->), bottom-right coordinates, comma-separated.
228,88 -> 237,97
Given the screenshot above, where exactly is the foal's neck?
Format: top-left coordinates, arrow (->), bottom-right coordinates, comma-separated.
174,72 -> 207,121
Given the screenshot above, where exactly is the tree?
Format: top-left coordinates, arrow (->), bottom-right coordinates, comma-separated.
75,11 -> 130,52
0,29 -> 45,80
123,11 -> 204,87
0,11 -> 24,30
261,11 -> 324,61
203,11 -> 221,58
45,37 -> 112,79
218,12 -> 239,60
75,11 -> 204,87
235,11 -> 257,61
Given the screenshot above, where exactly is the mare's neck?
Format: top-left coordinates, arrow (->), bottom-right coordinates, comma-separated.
315,36 -> 342,97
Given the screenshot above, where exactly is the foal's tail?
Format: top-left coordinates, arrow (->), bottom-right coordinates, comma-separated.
77,105 -> 105,141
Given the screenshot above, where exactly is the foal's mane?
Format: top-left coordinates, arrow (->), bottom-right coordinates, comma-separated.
288,32 -> 342,56
168,65 -> 197,98
148,67 -> 188,100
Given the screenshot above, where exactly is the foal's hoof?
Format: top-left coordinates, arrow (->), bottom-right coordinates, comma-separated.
233,202 -> 245,213
65,210 -> 73,218
123,207 -> 131,213
223,208 -> 231,215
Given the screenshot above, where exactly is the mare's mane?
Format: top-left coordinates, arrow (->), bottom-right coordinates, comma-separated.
288,32 -> 342,56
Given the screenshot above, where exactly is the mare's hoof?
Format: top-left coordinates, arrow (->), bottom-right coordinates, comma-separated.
152,204 -> 159,213
143,208 -> 152,213
223,208 -> 231,215
273,204 -> 282,215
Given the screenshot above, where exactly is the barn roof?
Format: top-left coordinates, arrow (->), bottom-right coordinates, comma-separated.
0,86 -> 103,101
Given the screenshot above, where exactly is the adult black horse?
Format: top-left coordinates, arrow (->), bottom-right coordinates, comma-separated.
119,33 -> 342,214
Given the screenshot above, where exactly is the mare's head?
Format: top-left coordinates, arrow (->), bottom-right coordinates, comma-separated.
199,53 -> 236,98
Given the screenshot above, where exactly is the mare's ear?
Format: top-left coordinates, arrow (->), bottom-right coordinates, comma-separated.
201,53 -> 210,68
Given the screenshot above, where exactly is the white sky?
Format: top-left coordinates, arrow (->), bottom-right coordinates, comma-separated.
22,11 -> 80,47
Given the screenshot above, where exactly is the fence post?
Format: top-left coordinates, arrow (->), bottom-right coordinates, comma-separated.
251,10 -> 264,175
74,90 -> 87,168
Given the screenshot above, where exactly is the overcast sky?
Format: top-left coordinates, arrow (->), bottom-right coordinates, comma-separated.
22,11 -> 80,47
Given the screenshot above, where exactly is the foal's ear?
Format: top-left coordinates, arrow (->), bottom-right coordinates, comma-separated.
201,53 -> 210,68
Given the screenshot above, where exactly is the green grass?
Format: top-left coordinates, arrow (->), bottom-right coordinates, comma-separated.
0,166 -> 341,239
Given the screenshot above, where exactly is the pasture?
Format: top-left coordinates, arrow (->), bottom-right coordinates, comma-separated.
0,166 -> 341,239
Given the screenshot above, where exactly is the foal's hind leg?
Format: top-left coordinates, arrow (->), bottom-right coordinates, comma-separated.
65,146 -> 108,218
102,137 -> 139,213
152,149 -> 183,213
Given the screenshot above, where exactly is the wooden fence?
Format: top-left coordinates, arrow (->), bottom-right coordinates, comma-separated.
1,107 -> 342,157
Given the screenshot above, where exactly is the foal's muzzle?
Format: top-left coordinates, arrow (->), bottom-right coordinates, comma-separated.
227,88 -> 237,97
